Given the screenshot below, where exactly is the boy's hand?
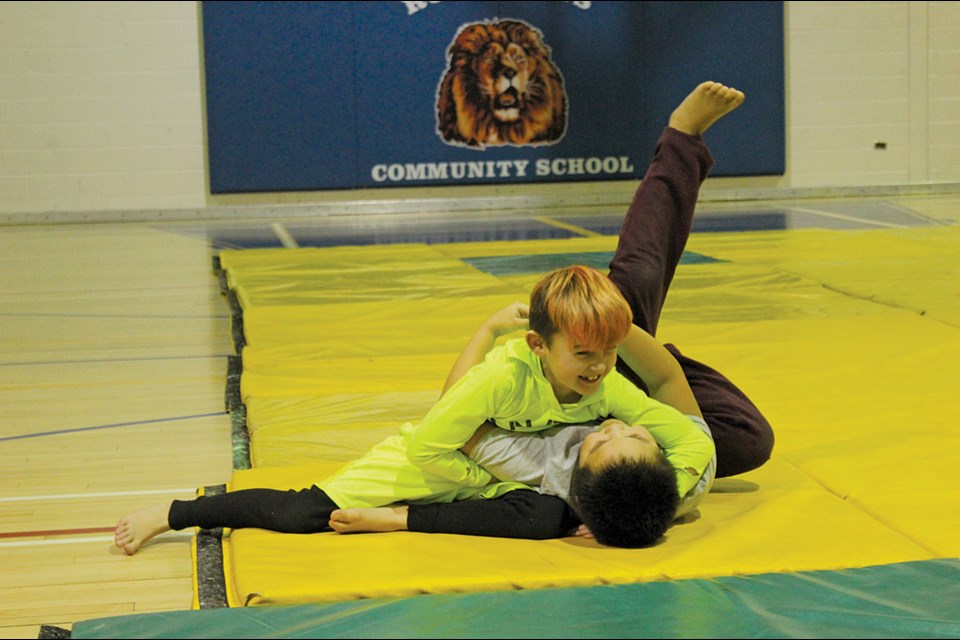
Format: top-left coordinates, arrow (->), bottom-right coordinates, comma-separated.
573,524 -> 595,539
441,303 -> 528,397
484,302 -> 529,338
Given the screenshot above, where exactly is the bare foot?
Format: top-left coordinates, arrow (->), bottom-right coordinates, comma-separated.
114,500 -> 173,555
329,506 -> 408,534
669,81 -> 745,137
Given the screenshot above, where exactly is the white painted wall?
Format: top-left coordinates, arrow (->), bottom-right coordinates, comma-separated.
0,2 -> 205,216
787,1 -> 958,187
1,1 -> 957,219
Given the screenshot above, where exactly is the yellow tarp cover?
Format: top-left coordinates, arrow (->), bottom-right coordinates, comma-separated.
215,225 -> 960,606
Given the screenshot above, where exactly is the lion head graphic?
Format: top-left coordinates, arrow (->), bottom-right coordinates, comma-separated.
436,19 -> 568,149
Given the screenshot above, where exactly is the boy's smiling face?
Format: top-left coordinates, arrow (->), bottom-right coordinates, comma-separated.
529,329 -> 619,403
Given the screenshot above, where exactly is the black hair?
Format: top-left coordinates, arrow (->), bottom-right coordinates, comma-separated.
569,452 -> 680,548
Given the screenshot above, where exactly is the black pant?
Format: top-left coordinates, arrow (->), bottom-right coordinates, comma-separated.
169,486 -> 337,533
167,485 -> 576,540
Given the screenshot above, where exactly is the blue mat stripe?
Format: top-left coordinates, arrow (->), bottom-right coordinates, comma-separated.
464,250 -> 720,276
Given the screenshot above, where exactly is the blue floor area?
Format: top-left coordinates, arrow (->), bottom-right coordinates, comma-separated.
162,200 -> 941,250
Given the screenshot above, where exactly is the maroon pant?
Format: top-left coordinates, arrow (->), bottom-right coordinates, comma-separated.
608,127 -> 774,478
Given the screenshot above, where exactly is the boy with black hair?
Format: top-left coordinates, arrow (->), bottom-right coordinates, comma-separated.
568,422 -> 681,548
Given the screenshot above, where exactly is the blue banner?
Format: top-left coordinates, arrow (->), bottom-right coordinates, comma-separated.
202,1 -> 784,193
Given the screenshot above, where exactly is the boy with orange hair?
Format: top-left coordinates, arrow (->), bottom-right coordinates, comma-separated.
401,264 -> 709,495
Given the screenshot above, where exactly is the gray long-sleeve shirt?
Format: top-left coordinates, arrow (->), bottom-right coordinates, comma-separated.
472,416 -> 716,518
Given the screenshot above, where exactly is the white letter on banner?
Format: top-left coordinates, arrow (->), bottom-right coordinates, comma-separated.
425,163 -> 448,179
402,1 -> 439,16
468,162 -> 485,178
404,164 -> 426,180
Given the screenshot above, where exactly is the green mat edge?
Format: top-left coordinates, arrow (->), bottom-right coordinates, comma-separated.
71,558 -> 960,639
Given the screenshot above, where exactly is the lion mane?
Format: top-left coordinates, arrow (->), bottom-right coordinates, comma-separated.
436,19 -> 568,149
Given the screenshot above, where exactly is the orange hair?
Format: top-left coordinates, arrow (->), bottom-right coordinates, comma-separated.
528,265 -> 633,349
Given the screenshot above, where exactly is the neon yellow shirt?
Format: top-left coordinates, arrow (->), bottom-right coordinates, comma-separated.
405,338 -> 714,497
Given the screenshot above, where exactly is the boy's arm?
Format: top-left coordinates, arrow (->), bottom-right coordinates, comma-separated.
408,490 -> 576,540
407,365 -> 504,488
612,377 -> 714,497
651,413 -> 715,498
618,325 -> 703,418
637,408 -> 714,498
405,303 -> 526,488
442,302 -> 528,396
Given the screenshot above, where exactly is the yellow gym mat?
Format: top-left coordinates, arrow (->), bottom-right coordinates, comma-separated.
213,225 -> 960,606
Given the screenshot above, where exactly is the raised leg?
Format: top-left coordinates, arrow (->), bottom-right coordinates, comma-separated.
609,82 -> 772,477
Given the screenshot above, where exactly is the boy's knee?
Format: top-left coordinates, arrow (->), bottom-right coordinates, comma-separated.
716,426 -> 775,478
274,487 -> 336,533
